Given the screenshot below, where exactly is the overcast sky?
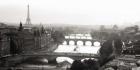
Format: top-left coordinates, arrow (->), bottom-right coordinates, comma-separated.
0,0 -> 140,25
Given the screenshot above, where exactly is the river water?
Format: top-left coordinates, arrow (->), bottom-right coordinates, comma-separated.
54,45 -> 101,54
13,44 -> 101,70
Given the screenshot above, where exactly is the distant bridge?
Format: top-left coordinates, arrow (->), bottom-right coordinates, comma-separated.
22,52 -> 99,61
64,38 -> 101,46
63,34 -> 105,46
22,34 -> 102,62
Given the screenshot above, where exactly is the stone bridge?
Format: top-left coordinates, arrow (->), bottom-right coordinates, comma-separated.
63,33 -> 104,46
64,38 -> 101,46
22,52 -> 99,62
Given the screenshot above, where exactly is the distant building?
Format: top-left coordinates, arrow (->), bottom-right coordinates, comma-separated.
16,25 -> 52,52
0,23 -> 18,56
0,22 -> 54,57
0,28 -> 10,57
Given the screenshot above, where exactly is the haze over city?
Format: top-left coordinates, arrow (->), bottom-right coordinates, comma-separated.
0,0 -> 140,26
2,0 -> 140,70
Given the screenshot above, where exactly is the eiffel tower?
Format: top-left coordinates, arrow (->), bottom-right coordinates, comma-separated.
25,4 -> 31,25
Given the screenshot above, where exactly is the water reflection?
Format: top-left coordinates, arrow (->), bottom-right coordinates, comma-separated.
54,45 -> 101,54
21,56 -> 48,65
16,56 -> 71,70
56,57 -> 74,64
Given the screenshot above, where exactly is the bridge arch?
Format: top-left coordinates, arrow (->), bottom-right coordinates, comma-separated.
93,41 -> 101,47
85,41 -> 92,46
77,40 -> 84,46
69,40 -> 75,45
62,41 -> 67,45
81,58 -> 98,62
64,39 -> 102,46
56,57 -> 74,64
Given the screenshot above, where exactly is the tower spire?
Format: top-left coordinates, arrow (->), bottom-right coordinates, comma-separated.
25,4 -> 31,25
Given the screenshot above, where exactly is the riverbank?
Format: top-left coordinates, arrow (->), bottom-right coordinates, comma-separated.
0,42 -> 58,67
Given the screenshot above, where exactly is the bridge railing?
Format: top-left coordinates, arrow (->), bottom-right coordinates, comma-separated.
22,52 -> 99,59
44,52 -> 99,57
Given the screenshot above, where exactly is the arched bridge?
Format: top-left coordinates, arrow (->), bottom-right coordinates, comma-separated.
64,39 -> 100,46
63,33 -> 103,46
22,52 -> 99,61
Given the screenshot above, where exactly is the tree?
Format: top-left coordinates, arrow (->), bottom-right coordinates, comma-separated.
100,25 -> 106,31
134,25 -> 139,33
51,30 -> 65,44
99,33 -> 122,66
113,25 -> 118,31
70,59 -> 100,70
70,60 -> 84,70
99,39 -> 115,66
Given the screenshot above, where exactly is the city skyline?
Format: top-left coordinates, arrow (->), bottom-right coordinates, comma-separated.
0,0 -> 140,25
